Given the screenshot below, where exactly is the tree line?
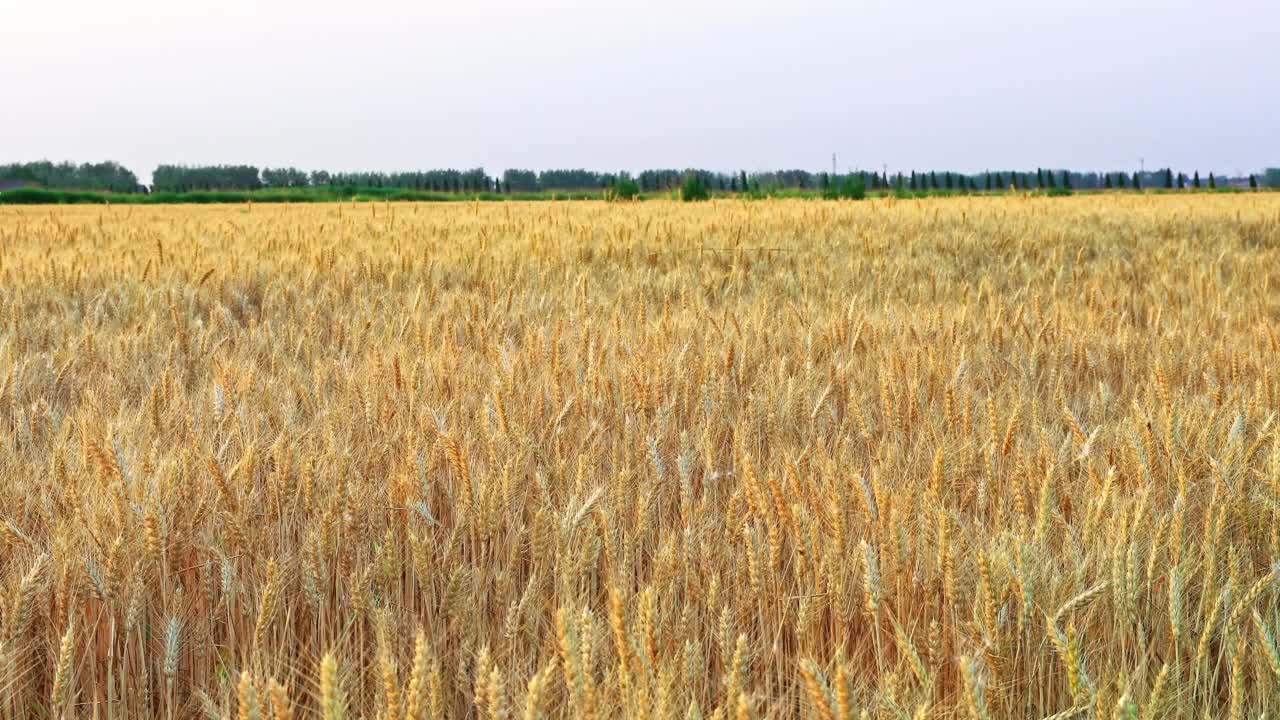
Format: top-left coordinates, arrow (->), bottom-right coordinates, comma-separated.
3,161 -> 1275,195
146,165 -> 1274,194
0,161 -> 140,193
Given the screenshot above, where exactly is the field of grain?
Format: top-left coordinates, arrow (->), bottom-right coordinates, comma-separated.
1,195 -> 1279,719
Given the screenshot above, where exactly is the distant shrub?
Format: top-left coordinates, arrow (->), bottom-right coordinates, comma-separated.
742,183 -> 781,201
0,188 -> 121,204
823,175 -> 866,200
606,178 -> 640,201
679,176 -> 710,202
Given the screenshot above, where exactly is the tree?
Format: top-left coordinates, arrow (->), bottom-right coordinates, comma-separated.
1105,175 -> 1113,189
262,167 -> 309,189
538,169 -> 611,191
1193,171 -> 1201,188
151,165 -> 262,192
1177,173 -> 1185,190
1132,172 -> 1141,190
1165,169 -> 1174,189
0,160 -> 141,192
1062,171 -> 1072,190
679,174 -> 710,201
1250,175 -> 1258,189
823,174 -> 866,200
607,177 -> 640,201
503,169 -> 539,193
1208,173 -> 1216,189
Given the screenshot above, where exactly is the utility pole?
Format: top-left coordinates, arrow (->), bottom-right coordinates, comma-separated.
832,153 -> 837,178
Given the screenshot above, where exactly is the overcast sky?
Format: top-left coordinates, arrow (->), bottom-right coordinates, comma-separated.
4,0 -> 1277,181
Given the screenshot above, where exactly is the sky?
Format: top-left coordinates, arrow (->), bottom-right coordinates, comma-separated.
3,0 -> 1277,182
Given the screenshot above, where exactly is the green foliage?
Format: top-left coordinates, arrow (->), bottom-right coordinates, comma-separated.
8,161 -> 1265,204
261,167 -> 311,188
606,177 -> 640,201
152,164 -> 263,192
0,188 -> 109,204
0,160 -> 139,192
822,175 -> 866,200
679,175 -> 710,202
0,186 -> 609,206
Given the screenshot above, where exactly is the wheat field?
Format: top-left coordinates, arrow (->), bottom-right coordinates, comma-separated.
1,195 -> 1279,719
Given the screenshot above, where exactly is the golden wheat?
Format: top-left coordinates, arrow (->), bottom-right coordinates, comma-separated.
0,194 -> 1278,718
